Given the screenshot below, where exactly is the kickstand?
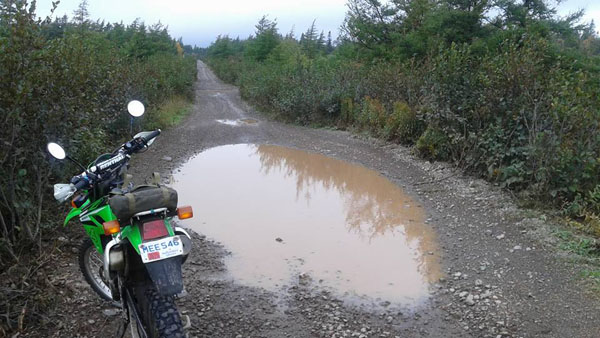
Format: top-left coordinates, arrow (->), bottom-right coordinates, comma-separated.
115,315 -> 129,338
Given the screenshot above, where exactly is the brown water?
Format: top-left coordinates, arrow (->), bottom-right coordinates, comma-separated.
172,144 -> 442,307
215,118 -> 259,126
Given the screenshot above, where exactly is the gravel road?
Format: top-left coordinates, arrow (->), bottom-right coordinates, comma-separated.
39,60 -> 600,338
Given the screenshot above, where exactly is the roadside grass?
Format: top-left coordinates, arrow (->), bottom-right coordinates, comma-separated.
554,229 -> 600,258
581,270 -> 600,293
146,96 -> 193,129
551,226 -> 600,295
549,225 -> 600,298
571,214 -> 600,238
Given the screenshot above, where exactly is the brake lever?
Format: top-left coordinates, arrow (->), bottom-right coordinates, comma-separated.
86,171 -> 98,180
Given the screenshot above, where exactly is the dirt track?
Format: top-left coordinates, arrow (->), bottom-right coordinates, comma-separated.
39,61 -> 600,338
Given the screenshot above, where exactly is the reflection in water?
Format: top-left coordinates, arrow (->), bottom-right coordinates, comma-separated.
215,118 -> 259,126
172,144 -> 442,307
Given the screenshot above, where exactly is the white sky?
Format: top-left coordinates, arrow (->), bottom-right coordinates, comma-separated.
34,0 -> 600,47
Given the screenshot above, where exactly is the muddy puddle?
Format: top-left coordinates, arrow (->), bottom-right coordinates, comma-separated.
215,118 -> 259,126
172,144 -> 442,308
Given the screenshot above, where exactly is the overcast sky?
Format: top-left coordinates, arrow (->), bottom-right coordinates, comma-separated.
34,0 -> 600,47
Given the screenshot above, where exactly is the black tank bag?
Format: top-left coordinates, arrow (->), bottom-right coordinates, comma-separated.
108,185 -> 178,221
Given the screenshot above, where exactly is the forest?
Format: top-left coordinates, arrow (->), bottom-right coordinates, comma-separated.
204,0 -> 600,231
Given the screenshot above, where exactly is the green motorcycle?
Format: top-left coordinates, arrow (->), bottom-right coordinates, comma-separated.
47,100 -> 192,338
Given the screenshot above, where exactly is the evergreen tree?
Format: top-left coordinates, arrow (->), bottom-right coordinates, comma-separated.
285,25 -> 296,40
245,16 -> 280,62
326,31 -> 334,53
301,20 -> 320,58
73,0 -> 89,25
317,30 -> 326,52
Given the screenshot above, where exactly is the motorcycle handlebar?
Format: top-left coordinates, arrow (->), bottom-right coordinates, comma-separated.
62,129 -> 163,197
123,129 -> 161,154
73,177 -> 88,191
143,129 -> 161,143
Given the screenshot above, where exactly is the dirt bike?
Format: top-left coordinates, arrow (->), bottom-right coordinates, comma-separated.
47,100 -> 192,338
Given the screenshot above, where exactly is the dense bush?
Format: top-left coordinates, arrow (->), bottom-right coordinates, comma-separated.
205,1 -> 600,219
384,101 -> 425,143
0,1 -> 197,332
424,40 -> 600,202
0,1 -> 196,264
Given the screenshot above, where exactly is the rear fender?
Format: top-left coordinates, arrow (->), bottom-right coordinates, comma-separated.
145,257 -> 184,296
118,219 -> 184,295
103,234 -> 184,296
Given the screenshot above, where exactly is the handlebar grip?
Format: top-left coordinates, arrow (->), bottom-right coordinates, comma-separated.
74,178 -> 88,191
143,129 -> 161,143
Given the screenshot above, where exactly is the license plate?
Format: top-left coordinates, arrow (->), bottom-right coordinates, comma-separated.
139,236 -> 183,263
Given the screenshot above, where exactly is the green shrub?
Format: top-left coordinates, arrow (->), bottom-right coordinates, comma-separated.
146,95 -> 193,129
589,186 -> 600,215
383,101 -> 424,143
356,97 -> 386,134
206,56 -> 244,84
416,127 -> 451,161
340,97 -> 355,127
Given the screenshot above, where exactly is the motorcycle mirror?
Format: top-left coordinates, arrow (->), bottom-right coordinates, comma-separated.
127,100 -> 145,117
47,142 -> 66,160
46,142 -> 87,171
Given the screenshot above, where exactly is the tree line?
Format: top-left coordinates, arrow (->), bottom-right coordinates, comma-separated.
204,0 -> 600,231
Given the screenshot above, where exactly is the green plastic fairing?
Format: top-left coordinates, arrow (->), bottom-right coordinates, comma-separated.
64,199 -> 90,226
121,224 -> 143,254
165,219 -> 175,236
83,224 -> 106,253
78,201 -> 118,253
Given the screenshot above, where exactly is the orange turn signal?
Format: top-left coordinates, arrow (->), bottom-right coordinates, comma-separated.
103,220 -> 121,235
177,206 -> 193,220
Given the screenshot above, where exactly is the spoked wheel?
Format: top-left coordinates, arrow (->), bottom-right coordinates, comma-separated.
79,238 -> 114,301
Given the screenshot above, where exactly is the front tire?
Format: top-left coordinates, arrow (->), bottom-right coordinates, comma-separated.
79,238 -> 113,301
